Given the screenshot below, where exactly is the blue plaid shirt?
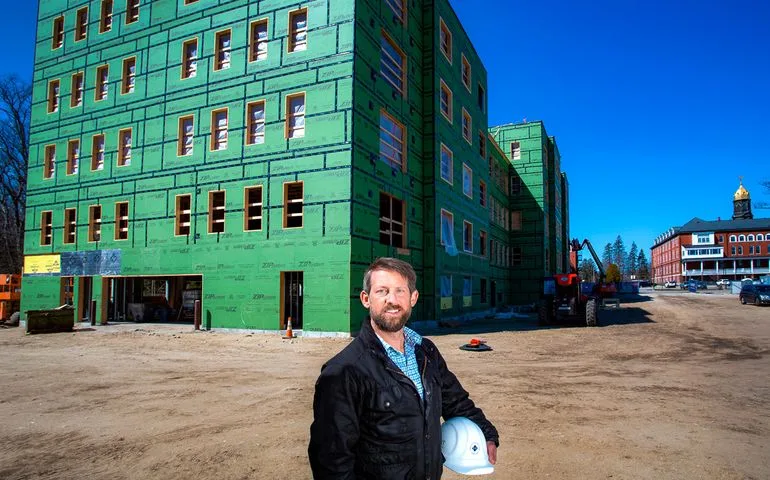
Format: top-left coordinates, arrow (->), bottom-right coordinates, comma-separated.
375,326 -> 424,400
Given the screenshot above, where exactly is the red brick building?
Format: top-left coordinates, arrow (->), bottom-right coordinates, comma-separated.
651,182 -> 770,284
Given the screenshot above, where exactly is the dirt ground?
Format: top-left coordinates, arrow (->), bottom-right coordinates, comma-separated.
1,290 -> 768,480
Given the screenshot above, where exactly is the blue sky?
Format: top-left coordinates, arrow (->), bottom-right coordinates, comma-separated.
3,1 -> 769,256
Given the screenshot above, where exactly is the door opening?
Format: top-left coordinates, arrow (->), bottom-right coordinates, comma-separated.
281,271 -> 303,330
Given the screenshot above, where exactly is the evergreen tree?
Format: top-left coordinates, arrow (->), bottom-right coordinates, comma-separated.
602,243 -> 612,270
637,250 -> 650,280
612,236 -> 626,278
579,258 -> 598,283
627,242 -> 639,278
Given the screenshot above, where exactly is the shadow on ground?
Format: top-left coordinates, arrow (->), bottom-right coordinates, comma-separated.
417,302 -> 655,337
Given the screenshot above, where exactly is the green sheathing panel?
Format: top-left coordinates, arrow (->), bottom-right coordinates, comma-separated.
427,0 -> 490,320
350,0 -> 429,329
487,139 -> 512,307
351,0 -> 491,323
26,0 -> 356,333
547,136 -> 563,273
492,122 -> 547,304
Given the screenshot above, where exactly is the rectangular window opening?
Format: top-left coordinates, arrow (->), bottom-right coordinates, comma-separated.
462,108 -> 472,143
175,195 -> 191,236
480,230 -> 487,256
91,134 -> 105,171
64,208 -> 76,244
126,0 -> 140,24
511,141 -> 521,160
100,0 -> 113,33
439,18 -> 452,62
285,93 -> 305,139
208,190 -> 226,234
283,182 -> 304,228
115,202 -> 129,240
182,39 -> 198,79
214,30 -> 232,71
288,8 -> 308,52
71,73 -> 84,107
381,32 -> 406,96
461,54 -> 471,90
384,0 -> 405,24
67,140 -> 80,175
440,80 -> 452,123
379,192 -> 405,248
121,57 -> 136,94
246,101 -> 266,145
52,16 -> 64,49
88,205 -> 102,242
44,145 -> 56,179
250,20 -> 268,62
75,7 -> 89,41
95,65 -> 109,101
178,116 -> 194,156
462,163 -> 472,198
463,220 -> 473,253
118,128 -> 132,166
440,144 -> 453,184
379,110 -> 405,170
244,186 -> 263,231
210,109 -> 228,150
47,80 -> 60,114
41,211 -> 53,246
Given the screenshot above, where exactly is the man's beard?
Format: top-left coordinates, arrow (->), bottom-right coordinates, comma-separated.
371,305 -> 411,333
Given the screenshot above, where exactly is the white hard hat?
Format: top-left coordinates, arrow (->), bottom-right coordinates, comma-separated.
441,417 -> 494,475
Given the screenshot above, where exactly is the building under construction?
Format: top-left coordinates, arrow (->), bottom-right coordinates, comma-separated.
22,0 -> 569,335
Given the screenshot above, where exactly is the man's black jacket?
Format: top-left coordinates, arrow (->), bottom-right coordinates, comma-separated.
308,318 -> 499,479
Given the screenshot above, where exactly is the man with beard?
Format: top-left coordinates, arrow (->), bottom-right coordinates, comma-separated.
308,257 -> 499,479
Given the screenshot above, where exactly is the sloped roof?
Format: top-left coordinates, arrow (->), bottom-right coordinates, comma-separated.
679,216 -> 770,233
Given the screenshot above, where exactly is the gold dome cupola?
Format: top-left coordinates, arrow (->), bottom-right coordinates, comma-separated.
732,178 -> 753,220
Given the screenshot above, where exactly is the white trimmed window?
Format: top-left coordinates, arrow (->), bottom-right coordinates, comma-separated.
511,141 -> 521,160
462,164 -> 472,198
461,54 -> 471,90
381,33 -> 406,96
463,220 -> 472,253
440,209 -> 455,248
461,108 -> 471,143
379,110 -> 405,170
439,18 -> 452,62
440,80 -> 452,123
440,144 -> 453,184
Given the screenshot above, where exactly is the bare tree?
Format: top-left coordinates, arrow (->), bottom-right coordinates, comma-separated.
0,75 -> 31,273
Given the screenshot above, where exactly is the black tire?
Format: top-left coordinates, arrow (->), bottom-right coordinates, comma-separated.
741,296 -> 747,305
585,298 -> 598,327
538,298 -> 554,326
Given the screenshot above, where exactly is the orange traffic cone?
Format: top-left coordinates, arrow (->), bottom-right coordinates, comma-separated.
283,317 -> 294,339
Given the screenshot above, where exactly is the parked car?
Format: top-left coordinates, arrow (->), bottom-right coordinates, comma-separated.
716,279 -> 731,287
739,283 -> 770,305
664,281 -> 677,288
681,280 -> 707,290
696,281 -> 707,290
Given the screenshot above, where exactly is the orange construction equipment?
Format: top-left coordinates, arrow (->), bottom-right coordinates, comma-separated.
283,317 -> 294,339
0,274 -> 21,322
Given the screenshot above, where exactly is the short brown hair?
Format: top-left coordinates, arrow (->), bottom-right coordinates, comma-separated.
362,257 -> 417,293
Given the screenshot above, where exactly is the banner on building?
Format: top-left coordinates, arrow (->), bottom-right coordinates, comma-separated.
23,255 -> 61,276
61,250 -> 122,276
